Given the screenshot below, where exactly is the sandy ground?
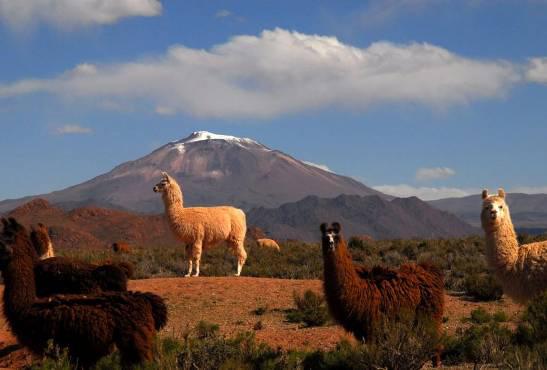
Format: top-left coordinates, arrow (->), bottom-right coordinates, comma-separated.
0,277 -> 524,369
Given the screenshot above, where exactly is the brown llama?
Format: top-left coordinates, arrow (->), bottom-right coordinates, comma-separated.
30,223 -> 54,259
112,241 -> 131,254
0,218 -> 168,368
28,222 -> 134,297
320,222 -> 445,366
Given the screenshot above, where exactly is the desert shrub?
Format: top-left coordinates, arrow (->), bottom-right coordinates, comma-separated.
469,307 -> 492,324
303,316 -> 440,370
252,306 -> 268,316
444,322 -> 513,366
286,290 -> 330,327
177,322 -> 288,370
492,310 -> 509,323
521,291 -> 547,343
463,273 -> 503,301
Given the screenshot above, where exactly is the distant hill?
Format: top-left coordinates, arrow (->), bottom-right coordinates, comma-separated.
0,131 -> 386,214
6,199 -> 177,251
429,193 -> 547,233
248,194 -> 478,242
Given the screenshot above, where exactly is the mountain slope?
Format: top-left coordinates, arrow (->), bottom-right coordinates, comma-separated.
429,193 -> 547,231
0,131 -> 385,213
248,194 -> 478,242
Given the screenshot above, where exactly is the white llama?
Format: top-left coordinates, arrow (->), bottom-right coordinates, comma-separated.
153,172 -> 247,277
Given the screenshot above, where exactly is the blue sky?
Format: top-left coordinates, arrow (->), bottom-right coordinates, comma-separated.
1,0 -> 547,201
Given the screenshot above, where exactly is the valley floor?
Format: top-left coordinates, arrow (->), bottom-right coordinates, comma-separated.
0,277 -> 523,369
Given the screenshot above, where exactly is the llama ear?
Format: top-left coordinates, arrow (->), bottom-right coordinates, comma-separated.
481,189 -> 489,200
320,223 -> 328,234
161,171 -> 171,182
498,188 -> 506,199
332,222 -> 341,234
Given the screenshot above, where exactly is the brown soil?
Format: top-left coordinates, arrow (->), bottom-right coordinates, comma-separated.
0,277 -> 524,369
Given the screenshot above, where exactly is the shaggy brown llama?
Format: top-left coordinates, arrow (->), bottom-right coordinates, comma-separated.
27,222 -> 134,297
0,218 -> 168,368
320,222 -> 445,366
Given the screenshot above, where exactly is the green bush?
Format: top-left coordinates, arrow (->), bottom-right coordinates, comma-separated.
463,273 -> 503,301
469,307 -> 492,324
286,290 -> 330,327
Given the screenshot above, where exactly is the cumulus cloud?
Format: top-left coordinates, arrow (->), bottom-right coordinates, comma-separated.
0,29 -> 519,119
525,57 -> 547,83
373,184 -> 477,200
415,167 -> 456,181
0,0 -> 162,29
55,124 -> 93,135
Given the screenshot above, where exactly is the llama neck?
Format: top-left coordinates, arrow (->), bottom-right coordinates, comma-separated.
162,183 -> 185,220
2,240 -> 37,317
323,240 -> 362,297
484,217 -> 519,272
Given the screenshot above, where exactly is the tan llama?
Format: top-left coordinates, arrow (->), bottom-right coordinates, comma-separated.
153,172 -> 247,276
481,188 -> 547,303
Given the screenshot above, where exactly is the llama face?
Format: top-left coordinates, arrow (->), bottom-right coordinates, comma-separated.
481,188 -> 508,229
320,222 -> 342,252
153,177 -> 170,193
481,197 -> 508,228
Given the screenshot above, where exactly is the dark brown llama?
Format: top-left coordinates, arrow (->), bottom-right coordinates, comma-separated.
0,218 -> 167,368
320,222 -> 445,366
29,222 -> 134,297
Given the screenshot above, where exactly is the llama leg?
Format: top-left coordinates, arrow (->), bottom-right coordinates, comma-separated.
192,242 -> 202,277
184,244 -> 193,277
234,241 -> 247,277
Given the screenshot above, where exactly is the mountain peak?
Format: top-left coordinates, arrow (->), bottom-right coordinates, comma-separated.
172,131 -> 261,147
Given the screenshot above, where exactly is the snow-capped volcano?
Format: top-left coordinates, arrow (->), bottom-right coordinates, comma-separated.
0,131 -> 385,213
173,131 -> 262,146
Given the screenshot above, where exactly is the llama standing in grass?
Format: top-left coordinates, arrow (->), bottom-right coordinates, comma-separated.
320,222 -> 445,366
256,238 -> 281,252
481,189 -> 547,303
112,241 -> 131,254
153,172 -> 247,277
25,220 -> 134,296
0,217 -> 167,368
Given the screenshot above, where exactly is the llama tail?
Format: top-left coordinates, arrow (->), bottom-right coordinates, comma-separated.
141,292 -> 168,330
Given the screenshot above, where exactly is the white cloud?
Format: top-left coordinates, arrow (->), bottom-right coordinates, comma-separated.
373,184 -> 478,200
525,57 -> 547,83
0,0 -> 161,30
302,161 -> 333,173
55,124 -> 93,135
215,9 -> 232,18
415,167 -> 456,181
0,28 -> 519,119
